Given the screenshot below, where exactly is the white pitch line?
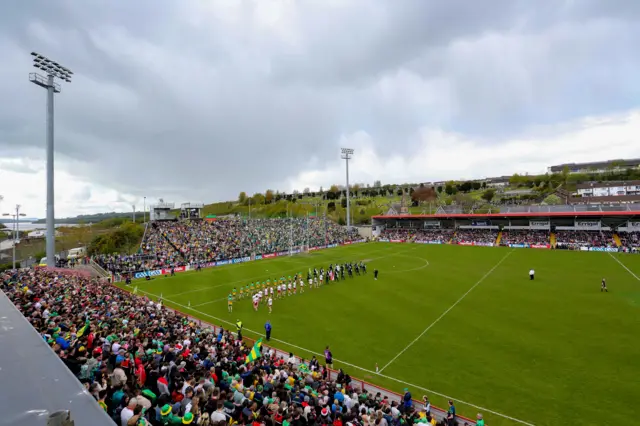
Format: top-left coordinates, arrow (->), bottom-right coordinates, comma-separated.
191,297 -> 227,307
378,249 -> 514,374
131,282 -> 534,426
608,252 -> 640,281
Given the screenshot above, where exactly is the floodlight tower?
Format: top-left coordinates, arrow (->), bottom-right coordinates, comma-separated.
29,52 -> 73,267
2,205 -> 27,269
341,148 -> 354,230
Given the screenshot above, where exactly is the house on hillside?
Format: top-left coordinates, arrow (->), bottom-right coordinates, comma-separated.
548,158 -> 640,174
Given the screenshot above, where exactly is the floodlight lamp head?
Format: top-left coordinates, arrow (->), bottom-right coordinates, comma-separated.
341,148 -> 354,155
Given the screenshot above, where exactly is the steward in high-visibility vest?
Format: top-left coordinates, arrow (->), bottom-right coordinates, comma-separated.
236,320 -> 243,340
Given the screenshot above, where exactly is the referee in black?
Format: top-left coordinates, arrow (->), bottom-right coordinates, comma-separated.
374,269 -> 379,280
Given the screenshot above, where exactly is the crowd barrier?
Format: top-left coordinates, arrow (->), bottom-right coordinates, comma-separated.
122,240 -> 366,281
507,243 -> 550,249
107,282 -> 474,426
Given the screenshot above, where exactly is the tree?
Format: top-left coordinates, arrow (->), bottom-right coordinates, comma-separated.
509,173 -> 523,186
303,187 -> 310,195
373,180 -> 381,188
444,183 -> 456,195
252,193 -> 265,205
481,188 -> 496,203
472,182 -> 482,191
341,198 -> 347,208
238,192 -> 247,204
329,185 -> 340,196
327,201 -> 336,212
481,182 -> 487,189
265,190 -> 275,204
542,194 -> 562,205
396,188 -> 403,196
436,185 -> 443,193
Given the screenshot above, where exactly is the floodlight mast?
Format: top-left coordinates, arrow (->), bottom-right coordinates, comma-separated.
340,148 -> 354,230
29,52 -> 73,267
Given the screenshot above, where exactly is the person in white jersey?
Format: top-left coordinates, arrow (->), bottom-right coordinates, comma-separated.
268,295 -> 273,313
529,268 -> 535,281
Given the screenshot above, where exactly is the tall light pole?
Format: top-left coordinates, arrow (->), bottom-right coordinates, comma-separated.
2,205 -> 27,269
143,197 -> 147,223
30,52 -> 73,267
132,205 -> 136,222
341,148 -> 354,230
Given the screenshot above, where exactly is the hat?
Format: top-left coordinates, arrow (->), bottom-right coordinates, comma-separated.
160,404 -> 172,416
182,413 -> 194,424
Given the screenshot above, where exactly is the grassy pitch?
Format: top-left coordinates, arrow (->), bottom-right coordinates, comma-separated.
120,243 -> 640,426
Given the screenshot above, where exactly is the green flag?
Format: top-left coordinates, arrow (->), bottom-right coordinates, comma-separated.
245,339 -> 263,364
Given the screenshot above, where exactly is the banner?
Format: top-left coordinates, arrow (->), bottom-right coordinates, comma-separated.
309,246 -> 319,251
423,221 -> 441,228
530,244 -> 550,249
378,238 -> 390,242
342,241 -> 352,245
529,220 -> 550,228
389,239 -> 405,243
277,251 -> 288,256
216,260 -> 230,266
509,243 -> 529,248
472,220 -> 490,227
327,244 -> 338,248
415,240 -> 442,245
589,247 -> 618,252
134,269 -> 162,279
474,242 -> 495,247
580,246 -> 590,251
232,258 -> 244,264
291,249 -> 301,255
254,255 -> 263,261
161,266 -> 186,275
575,220 -> 601,229
263,253 -> 277,259
458,242 -> 474,246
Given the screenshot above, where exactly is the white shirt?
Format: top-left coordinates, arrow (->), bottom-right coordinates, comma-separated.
529,269 -> 535,276
268,298 -> 273,306
120,407 -> 134,426
211,410 -> 228,422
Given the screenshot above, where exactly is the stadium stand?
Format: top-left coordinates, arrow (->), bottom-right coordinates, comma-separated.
500,230 -> 549,246
554,231 -> 616,248
95,218 -> 359,276
451,229 -> 497,245
2,268 -> 472,426
618,231 -> 640,249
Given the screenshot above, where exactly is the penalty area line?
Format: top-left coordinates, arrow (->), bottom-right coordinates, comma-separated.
130,281 -> 534,426
378,249 -> 514,374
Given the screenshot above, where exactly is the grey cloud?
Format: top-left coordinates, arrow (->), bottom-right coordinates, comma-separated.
0,0 -> 639,212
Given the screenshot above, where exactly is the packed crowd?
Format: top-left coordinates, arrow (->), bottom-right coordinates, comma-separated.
451,229 -> 497,245
413,230 -> 455,243
618,231 -> 640,248
554,231 -> 615,248
96,219 -> 359,275
1,269 -> 471,426
499,230 -> 549,246
379,229 -> 415,241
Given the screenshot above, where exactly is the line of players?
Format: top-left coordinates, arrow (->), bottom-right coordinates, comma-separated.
227,261 -> 367,313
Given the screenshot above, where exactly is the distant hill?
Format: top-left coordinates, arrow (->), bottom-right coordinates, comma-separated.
32,212 -> 144,224
0,218 -> 40,224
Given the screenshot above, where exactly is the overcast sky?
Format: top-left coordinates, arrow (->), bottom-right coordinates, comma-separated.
1,0 -> 640,218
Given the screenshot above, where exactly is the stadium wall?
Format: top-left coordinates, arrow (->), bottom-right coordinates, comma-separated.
107,283 -> 475,426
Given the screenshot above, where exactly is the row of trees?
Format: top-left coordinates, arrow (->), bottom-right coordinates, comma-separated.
87,222 -> 144,255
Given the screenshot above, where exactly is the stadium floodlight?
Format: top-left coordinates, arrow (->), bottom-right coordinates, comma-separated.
340,148 -> 354,230
30,52 -> 72,267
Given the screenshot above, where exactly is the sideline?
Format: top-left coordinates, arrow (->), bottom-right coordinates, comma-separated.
378,249 -> 514,373
130,279 -> 534,426
608,252 -> 640,281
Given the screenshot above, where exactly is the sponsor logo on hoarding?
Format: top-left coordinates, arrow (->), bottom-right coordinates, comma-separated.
378,238 -> 390,242
580,246 -> 589,251
509,244 -> 528,248
576,221 -> 600,227
415,240 -> 442,244
263,253 -> 277,259
134,269 -> 162,279
474,242 -> 495,247
254,255 -> 263,260
458,242 -> 474,246
232,258 -> 244,264
343,241 -> 352,245
472,220 -> 490,226
327,244 -> 338,248
589,247 -> 618,252
277,251 -> 288,257
161,266 -> 186,274
530,220 -> 549,227
216,260 -> 230,266
530,244 -> 550,249
309,247 -> 319,251
291,249 -> 301,255
242,256 -> 251,262
389,239 -> 405,243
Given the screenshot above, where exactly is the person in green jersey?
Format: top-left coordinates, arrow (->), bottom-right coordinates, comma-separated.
227,293 -> 234,313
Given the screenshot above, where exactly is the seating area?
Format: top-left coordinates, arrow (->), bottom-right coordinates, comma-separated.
413,229 -> 455,243
452,229 -> 497,245
1,268 -> 462,426
555,231 -> 615,248
618,231 -> 640,248
500,230 -> 549,246
96,219 -> 360,275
